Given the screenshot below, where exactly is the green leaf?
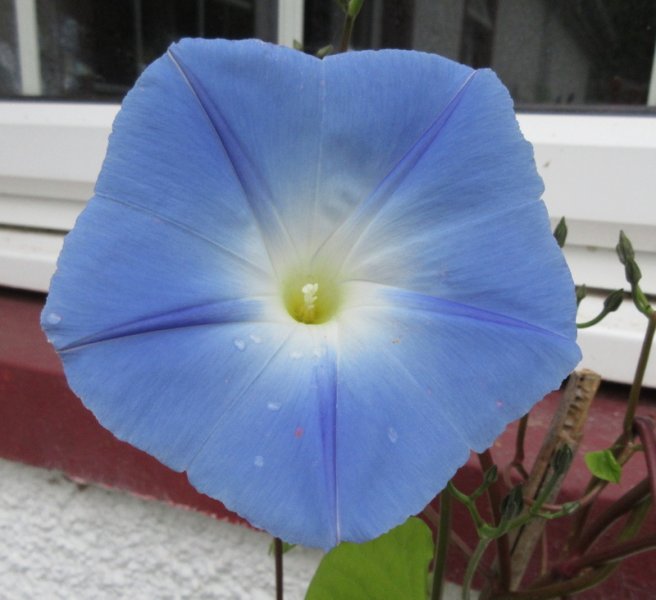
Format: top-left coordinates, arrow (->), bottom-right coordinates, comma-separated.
305,517 -> 433,600
585,449 -> 622,483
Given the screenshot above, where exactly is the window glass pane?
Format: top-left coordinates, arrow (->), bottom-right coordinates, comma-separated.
305,0 -> 656,110
0,1 -> 19,95
1,0 -> 276,100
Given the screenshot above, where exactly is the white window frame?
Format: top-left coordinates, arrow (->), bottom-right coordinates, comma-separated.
1,0 -> 655,386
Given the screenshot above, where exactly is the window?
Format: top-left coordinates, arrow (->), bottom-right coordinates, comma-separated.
0,0 -> 654,384
2,0 -> 276,99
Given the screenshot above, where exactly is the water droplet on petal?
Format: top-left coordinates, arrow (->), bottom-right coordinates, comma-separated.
46,312 -> 62,325
267,402 -> 281,412
290,351 -> 303,360
249,334 -> 262,344
388,427 -> 398,443
254,455 -> 264,468
496,400 -> 504,408
233,338 -> 246,351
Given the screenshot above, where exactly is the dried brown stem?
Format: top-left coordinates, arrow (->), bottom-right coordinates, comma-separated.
509,370 -> 600,588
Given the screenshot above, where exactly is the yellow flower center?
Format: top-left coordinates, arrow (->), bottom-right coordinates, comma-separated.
282,270 -> 342,324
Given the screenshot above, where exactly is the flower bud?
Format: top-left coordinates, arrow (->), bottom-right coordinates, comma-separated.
500,485 -> 524,520
616,230 -> 635,265
603,289 -> 624,313
551,444 -> 573,476
553,217 -> 567,248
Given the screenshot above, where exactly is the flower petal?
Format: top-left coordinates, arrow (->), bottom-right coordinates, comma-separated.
163,38 -> 326,264
187,325 -> 340,548
163,41 -> 479,260
323,66 -> 544,274
334,289 -> 580,541
56,321 -> 293,471
95,41 -> 271,271
43,197 -> 276,351
344,200 -> 576,336
312,51 -> 477,258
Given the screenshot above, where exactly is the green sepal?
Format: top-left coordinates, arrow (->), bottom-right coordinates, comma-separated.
624,259 -> 643,286
316,44 -> 334,59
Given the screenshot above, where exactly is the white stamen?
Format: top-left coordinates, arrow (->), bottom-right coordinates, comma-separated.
302,282 -> 319,310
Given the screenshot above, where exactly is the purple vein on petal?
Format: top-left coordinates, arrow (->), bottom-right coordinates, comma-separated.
308,59 -> 328,255
96,193 -> 274,281
57,297 -> 274,353
319,340 -> 339,546
340,282 -> 573,342
312,70 -> 478,269
167,48 -> 299,275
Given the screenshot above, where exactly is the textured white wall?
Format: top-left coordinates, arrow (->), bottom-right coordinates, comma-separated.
0,458 -> 322,599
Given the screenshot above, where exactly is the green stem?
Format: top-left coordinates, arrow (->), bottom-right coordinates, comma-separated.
431,490 -> 452,600
576,313 -> 608,329
570,309 -> 655,544
510,490 -> 652,599
572,478 -> 649,555
448,481 -> 489,534
337,14 -> 354,52
492,565 -> 617,600
623,310 -> 656,435
630,281 -> 652,316
462,539 -> 491,600
478,451 -> 511,592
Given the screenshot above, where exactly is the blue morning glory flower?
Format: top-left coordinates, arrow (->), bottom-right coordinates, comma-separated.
42,39 -> 580,549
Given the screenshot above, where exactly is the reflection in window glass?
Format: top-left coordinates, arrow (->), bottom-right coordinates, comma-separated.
305,0 -> 656,109
3,0 -> 276,100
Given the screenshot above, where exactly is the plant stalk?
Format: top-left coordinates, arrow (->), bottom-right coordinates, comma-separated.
274,537 -> 283,600
478,450 -> 511,592
462,539 -> 491,600
624,311 -> 656,435
431,490 -> 452,600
